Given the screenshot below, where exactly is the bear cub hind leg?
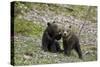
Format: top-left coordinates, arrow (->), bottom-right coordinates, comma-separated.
74,43 -> 83,59
50,40 -> 62,53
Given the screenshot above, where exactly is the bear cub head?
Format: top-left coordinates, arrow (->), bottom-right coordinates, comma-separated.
62,25 -> 73,39
47,21 -> 63,40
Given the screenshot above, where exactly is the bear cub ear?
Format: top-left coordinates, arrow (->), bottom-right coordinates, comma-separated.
69,25 -> 71,28
53,21 -> 56,23
47,22 -> 51,26
47,21 -> 56,26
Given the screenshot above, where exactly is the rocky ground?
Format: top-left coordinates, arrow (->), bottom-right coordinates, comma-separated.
14,35 -> 97,65
23,8 -> 97,46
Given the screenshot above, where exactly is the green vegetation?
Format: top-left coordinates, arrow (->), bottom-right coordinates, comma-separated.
14,1 -> 97,22
14,18 -> 43,37
14,1 -> 33,17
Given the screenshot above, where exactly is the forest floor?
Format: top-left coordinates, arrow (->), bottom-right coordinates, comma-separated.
13,35 -> 97,65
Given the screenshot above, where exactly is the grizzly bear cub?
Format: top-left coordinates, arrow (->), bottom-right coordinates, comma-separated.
42,21 -> 63,53
62,25 -> 82,59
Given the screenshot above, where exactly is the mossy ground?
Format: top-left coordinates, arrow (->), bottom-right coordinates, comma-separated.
13,32 -> 97,66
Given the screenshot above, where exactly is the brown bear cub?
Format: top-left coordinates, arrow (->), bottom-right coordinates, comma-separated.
62,25 -> 82,59
42,21 -> 63,53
